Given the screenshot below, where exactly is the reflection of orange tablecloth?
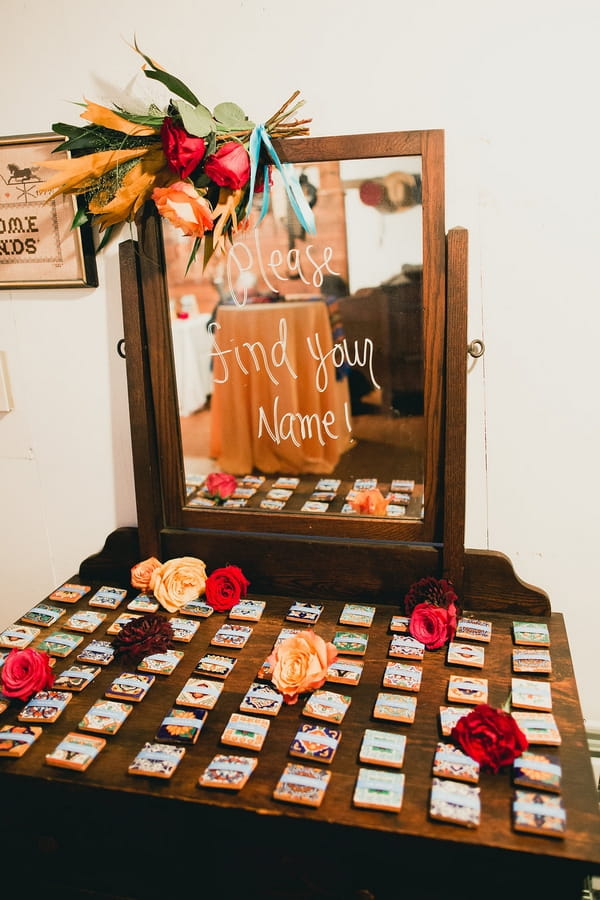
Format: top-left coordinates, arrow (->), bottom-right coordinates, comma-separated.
209,301 -> 352,475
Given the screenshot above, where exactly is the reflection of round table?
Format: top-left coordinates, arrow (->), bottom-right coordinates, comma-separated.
171,314 -> 213,417
209,301 -> 352,475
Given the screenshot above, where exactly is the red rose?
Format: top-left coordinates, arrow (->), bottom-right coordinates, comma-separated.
205,471 -> 237,501
160,117 -> 206,179
451,704 -> 528,773
205,565 -> 250,612
409,600 -> 457,650
204,142 -> 251,189
1,648 -> 54,701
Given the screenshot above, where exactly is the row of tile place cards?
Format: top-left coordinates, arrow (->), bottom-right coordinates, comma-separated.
48,583 -> 90,603
128,742 -> 186,779
432,742 -> 480,784
389,634 -> 425,661
373,692 -> 417,724
430,777 -> 481,828
511,677 -> 552,712
359,729 -> 407,768
45,732 -> 106,771
332,631 -> 368,656
353,768 -> 406,812
512,790 -> 566,838
512,648 -> 552,674
285,602 -> 323,624
303,689 -> 351,724
447,676 -> 488,705
455,618 -> 492,643
326,658 -> 364,686
155,706 -> 207,745
199,754 -> 257,790
273,763 -> 331,807
21,603 -> 65,628
447,642 -> 485,669
511,712 -> 561,746
79,699 -> 132,735
513,621 -> 550,647
290,723 -> 341,764
382,662 -> 422,692
0,724 -> 42,757
513,751 -> 562,793
339,604 -> 376,628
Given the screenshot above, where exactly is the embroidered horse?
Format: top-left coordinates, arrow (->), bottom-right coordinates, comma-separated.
6,163 -> 41,183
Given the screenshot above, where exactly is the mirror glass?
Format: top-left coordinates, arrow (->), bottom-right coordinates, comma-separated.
163,154 -> 425,520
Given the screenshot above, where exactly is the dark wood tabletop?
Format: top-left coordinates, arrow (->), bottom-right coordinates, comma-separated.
1,583 -> 598,899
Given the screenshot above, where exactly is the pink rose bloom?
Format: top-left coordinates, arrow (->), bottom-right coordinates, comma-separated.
205,565 -> 250,612
205,472 -> 237,501
267,630 -> 337,704
409,600 -> 457,650
1,648 -> 54,701
204,142 -> 251,190
131,557 -> 161,592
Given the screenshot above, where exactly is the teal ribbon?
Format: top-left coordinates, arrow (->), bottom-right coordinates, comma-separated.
246,124 -> 316,234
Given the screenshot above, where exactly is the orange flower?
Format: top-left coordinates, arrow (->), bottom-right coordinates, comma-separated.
152,181 -> 214,239
267,630 -> 337,704
149,556 -> 207,613
88,146 -> 172,228
131,557 -> 161,592
349,488 -> 390,516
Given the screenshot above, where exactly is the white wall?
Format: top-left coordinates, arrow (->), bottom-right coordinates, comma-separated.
1,0 -> 598,721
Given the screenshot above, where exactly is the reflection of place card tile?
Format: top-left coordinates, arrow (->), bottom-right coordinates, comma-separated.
301,501 -> 329,513
373,692 -> 417,724
439,705 -> 474,737
513,751 -> 562,793
385,492 -> 411,506
260,499 -> 286,510
353,768 -> 405,812
188,496 -> 217,508
359,729 -> 406,768
310,492 -> 336,502
223,498 -> 247,508
447,642 -> 485,668
382,662 -> 422,692
512,648 -> 552,674
391,479 -> 415,493
241,474 -> 266,487
511,677 -> 552,712
128,742 -> 185,779
199,753 -> 258,790
315,478 -> 340,491
513,621 -> 550,647
433,741 -> 480,783
353,478 -> 377,491
273,763 -> 331,807
512,789 -> 566,837
430,777 -> 480,828
267,488 -> 293,501
386,505 -> 406,517
511,712 -> 561,746
455,618 -> 492,643
272,476 -> 299,489
447,675 -> 488,705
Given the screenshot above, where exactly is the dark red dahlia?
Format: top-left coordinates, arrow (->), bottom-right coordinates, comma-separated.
403,576 -> 459,616
112,613 -> 174,665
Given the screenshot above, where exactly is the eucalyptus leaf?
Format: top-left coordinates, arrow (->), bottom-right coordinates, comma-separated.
213,101 -> 254,130
178,101 -> 216,138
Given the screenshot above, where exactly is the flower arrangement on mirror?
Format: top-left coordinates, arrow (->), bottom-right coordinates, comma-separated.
40,41 -> 314,271
403,576 -> 459,650
130,555 -> 250,614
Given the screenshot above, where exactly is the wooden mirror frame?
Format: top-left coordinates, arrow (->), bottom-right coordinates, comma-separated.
117,129 -> 549,612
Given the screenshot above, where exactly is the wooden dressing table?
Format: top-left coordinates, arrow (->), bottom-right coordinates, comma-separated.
1,130 -> 598,899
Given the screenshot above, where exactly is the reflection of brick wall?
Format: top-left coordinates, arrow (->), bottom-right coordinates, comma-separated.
163,161 -> 349,313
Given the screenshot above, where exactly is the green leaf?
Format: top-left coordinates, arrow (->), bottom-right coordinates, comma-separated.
185,236 -> 203,275
133,39 -> 200,107
213,102 -> 254,130
71,207 -> 89,229
178,101 -> 215,138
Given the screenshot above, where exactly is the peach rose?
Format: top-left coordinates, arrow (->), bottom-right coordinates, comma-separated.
131,557 -> 161,592
149,556 -> 207,613
267,630 -> 337,704
152,181 -> 214,239
349,488 -> 390,516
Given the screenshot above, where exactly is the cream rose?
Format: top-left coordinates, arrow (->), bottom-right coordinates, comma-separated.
267,630 -> 337,704
149,556 -> 207,613
131,557 -> 161,592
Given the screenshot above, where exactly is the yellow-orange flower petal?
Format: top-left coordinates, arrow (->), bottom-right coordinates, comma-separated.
153,180 -> 214,239
39,145 -> 154,198
80,100 -> 157,137
211,187 -> 244,252
88,147 -> 171,228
